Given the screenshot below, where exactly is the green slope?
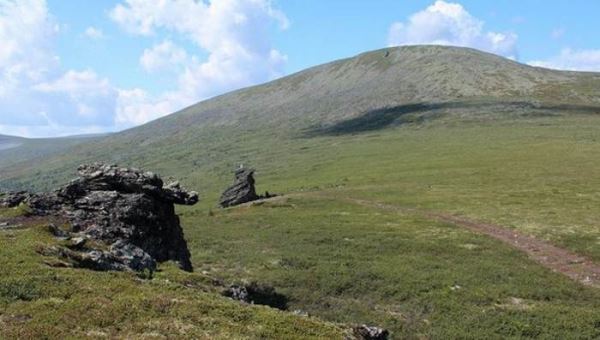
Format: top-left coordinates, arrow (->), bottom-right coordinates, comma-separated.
0,135 -> 24,151
2,45 -> 600,338
1,45 -> 600,191
0,211 -> 346,339
0,134 -> 105,185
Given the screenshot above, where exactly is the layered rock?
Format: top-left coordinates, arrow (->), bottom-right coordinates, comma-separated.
219,168 -> 259,208
219,167 -> 274,208
18,163 -> 198,272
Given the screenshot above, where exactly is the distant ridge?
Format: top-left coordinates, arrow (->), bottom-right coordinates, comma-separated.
2,45 -> 600,190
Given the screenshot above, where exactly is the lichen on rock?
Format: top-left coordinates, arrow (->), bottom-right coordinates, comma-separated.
19,163 -> 198,272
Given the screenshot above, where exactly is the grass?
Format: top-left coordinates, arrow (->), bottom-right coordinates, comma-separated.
180,194 -> 600,339
0,215 -> 345,339
152,114 -> 600,263
3,45 -> 600,338
3,114 -> 600,337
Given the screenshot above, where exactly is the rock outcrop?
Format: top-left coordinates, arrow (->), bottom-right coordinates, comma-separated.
219,168 -> 259,207
219,167 -> 274,208
15,163 -> 198,272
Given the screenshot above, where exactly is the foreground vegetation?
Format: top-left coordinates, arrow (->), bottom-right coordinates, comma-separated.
3,46 -> 600,338
4,114 -> 600,338
0,209 -> 345,339
182,195 -> 600,338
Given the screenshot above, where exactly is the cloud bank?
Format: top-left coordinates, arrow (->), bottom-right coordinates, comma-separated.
387,1 -> 518,59
0,0 -> 287,137
109,0 -> 289,130
528,48 -> 600,72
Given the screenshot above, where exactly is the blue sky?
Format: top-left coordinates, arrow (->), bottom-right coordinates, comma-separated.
1,0 -> 599,137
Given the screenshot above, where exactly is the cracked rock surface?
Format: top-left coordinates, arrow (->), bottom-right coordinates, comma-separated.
9,163 -> 198,272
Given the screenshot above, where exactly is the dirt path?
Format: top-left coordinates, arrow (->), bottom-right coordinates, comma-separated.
328,195 -> 600,288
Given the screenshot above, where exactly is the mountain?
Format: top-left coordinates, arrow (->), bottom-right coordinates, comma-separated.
0,134 -> 106,187
4,45 -> 600,338
0,134 -> 23,151
1,45 -> 600,191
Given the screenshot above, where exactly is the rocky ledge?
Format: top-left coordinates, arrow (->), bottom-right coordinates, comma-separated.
2,163 -> 198,272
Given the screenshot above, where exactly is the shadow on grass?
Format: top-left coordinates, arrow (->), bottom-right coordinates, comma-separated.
304,100 -> 600,136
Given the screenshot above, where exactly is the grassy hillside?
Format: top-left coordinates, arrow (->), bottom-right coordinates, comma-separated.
2,46 -> 600,338
0,135 -> 24,151
2,45 -> 600,191
0,134 -> 105,180
0,210 -> 346,339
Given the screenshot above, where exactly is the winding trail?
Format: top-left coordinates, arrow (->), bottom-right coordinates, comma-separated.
304,192 -> 600,288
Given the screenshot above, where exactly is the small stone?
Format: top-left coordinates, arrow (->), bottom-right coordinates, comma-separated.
292,309 -> 309,317
222,282 -> 288,310
48,224 -> 70,239
352,325 -> 389,340
70,237 -> 87,249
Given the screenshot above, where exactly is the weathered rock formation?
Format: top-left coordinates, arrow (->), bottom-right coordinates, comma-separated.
219,168 -> 259,207
219,167 -> 274,208
10,163 -> 198,272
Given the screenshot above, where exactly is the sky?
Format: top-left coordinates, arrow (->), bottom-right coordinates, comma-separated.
0,0 -> 599,138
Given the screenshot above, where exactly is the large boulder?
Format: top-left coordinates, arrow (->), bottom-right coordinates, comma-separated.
26,163 -> 198,272
219,168 -> 260,208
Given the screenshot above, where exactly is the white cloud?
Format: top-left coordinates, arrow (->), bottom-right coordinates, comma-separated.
387,0 -> 518,58
0,0 -> 120,137
34,70 -> 116,120
115,88 -> 183,127
0,0 -> 289,137
35,69 -> 111,95
140,40 -> 189,73
110,0 -> 289,125
84,26 -> 105,40
0,0 -> 58,97
528,48 -> 600,72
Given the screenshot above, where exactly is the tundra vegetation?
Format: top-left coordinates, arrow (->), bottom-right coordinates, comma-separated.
2,46 -> 600,338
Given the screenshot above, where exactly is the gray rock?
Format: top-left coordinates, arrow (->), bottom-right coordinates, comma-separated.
352,325 -> 389,340
17,163 -> 198,273
223,285 -> 250,302
69,237 -> 87,249
219,168 -> 260,208
48,224 -> 70,239
0,191 -> 30,208
57,242 -> 156,272
222,282 -> 288,310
